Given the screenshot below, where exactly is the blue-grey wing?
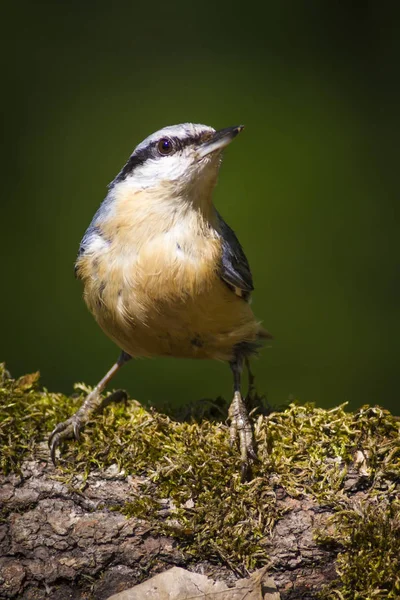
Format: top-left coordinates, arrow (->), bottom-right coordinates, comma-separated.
216,212 -> 254,301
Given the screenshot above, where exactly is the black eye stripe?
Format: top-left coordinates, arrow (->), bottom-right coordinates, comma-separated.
111,131 -> 212,185
113,146 -> 154,183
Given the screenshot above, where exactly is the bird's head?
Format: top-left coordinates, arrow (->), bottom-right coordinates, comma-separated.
109,123 -> 244,204
77,123 -> 244,277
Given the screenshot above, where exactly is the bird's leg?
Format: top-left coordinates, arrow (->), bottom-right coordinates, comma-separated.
228,357 -> 257,480
49,351 -> 131,464
245,356 -> 256,400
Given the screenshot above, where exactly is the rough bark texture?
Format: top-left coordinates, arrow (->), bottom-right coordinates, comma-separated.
1,442 -> 360,600
1,366 -> 399,600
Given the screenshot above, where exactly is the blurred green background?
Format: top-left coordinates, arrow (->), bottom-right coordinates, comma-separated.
1,2 -> 399,414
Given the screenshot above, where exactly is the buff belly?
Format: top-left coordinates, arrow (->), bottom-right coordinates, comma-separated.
80,266 -> 262,361
77,223 -> 266,361
88,280 -> 262,361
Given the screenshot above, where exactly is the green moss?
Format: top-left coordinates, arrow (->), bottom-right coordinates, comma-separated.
0,363 -> 81,474
1,362 -> 400,596
318,502 -> 400,599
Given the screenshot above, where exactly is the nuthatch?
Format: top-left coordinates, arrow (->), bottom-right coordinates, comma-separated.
49,123 -> 270,477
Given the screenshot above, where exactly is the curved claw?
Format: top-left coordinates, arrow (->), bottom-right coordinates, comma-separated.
73,420 -> 81,441
47,388 -> 127,465
247,446 -> 259,462
48,415 -> 82,465
241,463 -> 251,483
49,431 -> 63,465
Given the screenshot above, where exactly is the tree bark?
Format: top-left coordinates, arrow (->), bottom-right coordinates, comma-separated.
1,441 -> 365,600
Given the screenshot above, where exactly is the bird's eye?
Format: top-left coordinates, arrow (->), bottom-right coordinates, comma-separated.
157,137 -> 174,155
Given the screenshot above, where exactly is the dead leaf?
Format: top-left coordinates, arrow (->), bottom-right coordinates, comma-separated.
107,566 -> 280,600
16,372 -> 40,391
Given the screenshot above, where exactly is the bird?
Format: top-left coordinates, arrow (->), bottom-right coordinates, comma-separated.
49,122 -> 271,478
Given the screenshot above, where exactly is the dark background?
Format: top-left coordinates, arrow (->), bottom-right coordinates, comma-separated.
1,2 -> 399,414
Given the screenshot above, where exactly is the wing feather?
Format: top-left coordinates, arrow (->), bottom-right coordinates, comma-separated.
216,212 -> 254,301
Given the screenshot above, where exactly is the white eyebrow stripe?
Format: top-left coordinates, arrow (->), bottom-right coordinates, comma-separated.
112,124 -> 216,185
134,123 -> 215,153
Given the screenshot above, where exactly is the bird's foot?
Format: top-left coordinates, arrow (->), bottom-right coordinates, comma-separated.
48,410 -> 86,464
48,388 -> 127,464
48,387 -> 101,464
228,390 -> 257,481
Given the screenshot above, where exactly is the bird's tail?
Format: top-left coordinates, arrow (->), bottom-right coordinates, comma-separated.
258,326 -> 274,340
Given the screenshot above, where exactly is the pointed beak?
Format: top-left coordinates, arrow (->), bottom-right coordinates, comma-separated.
196,125 -> 244,159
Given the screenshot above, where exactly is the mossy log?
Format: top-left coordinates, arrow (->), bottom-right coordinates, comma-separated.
0,363 -> 399,599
